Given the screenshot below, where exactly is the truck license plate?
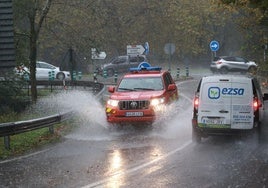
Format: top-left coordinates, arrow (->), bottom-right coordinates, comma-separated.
203,118 -> 224,124
125,112 -> 143,117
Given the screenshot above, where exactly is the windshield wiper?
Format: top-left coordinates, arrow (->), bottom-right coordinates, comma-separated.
118,87 -> 135,91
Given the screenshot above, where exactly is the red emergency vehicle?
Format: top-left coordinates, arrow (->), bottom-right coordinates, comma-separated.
105,63 -> 178,125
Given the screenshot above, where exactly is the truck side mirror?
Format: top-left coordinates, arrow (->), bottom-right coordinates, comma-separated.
168,84 -> 176,91
108,86 -> 115,93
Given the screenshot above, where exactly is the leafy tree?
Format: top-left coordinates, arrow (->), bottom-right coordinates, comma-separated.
13,0 -> 266,78
218,0 -> 267,61
220,0 -> 268,12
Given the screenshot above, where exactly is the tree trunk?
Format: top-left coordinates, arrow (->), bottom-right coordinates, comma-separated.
29,33 -> 37,103
27,0 -> 52,103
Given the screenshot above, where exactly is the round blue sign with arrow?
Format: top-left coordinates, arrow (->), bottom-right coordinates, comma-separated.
210,40 -> 219,52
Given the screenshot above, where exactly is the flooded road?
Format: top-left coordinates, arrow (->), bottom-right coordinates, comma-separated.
0,77 -> 268,188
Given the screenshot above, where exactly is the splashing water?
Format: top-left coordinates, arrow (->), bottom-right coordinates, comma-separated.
24,89 -> 192,141
24,90 -> 111,140
150,96 -> 192,139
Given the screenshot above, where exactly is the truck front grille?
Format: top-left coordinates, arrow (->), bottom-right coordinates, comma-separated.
119,100 -> 150,110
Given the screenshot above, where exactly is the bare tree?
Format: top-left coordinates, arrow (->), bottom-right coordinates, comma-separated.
14,0 -> 52,103
29,0 -> 52,103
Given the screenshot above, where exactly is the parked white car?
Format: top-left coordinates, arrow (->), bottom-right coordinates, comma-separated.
16,61 -> 70,80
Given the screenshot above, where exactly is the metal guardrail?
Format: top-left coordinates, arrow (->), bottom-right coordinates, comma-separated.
35,80 -> 99,87
0,112 -> 73,149
0,80 -> 105,149
24,80 -> 104,93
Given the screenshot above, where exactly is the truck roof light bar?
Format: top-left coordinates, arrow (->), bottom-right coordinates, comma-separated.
129,62 -> 162,72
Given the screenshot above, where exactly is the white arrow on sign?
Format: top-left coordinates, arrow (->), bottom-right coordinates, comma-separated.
91,48 -> 107,59
95,51 -> 106,59
211,44 -> 218,49
127,45 -> 145,55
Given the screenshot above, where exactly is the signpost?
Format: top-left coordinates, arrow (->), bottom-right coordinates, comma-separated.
210,40 -> 219,57
91,48 -> 106,60
164,43 -> 175,55
263,44 -> 267,62
127,45 -> 145,56
91,48 -> 106,77
144,42 -> 149,55
164,43 -> 176,71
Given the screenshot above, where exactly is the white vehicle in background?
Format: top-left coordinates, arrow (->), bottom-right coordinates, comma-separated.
16,61 -> 70,80
210,56 -> 257,74
192,75 -> 268,142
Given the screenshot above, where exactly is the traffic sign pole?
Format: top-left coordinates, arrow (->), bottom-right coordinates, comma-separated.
144,42 -> 149,55
210,40 -> 219,57
164,43 -> 176,72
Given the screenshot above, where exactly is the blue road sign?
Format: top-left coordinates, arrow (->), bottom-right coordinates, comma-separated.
210,40 -> 219,52
144,42 -> 149,55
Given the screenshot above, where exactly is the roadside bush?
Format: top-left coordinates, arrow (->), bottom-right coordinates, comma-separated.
0,73 -> 30,115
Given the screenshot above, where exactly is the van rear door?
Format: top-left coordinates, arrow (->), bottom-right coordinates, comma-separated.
198,77 -> 254,129
230,78 -> 254,129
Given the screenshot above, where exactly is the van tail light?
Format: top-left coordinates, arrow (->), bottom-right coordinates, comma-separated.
194,96 -> 199,110
253,97 -> 259,111
216,61 -> 222,65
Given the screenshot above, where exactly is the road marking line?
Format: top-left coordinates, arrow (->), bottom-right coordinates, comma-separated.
179,92 -> 193,103
0,149 -> 50,164
176,79 -> 196,102
81,140 -> 192,188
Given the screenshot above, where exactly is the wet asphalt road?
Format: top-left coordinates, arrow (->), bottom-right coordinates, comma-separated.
0,76 -> 268,188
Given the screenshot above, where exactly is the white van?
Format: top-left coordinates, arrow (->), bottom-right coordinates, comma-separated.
192,75 -> 267,142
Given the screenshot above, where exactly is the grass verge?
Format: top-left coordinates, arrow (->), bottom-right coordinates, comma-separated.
0,121 -> 74,160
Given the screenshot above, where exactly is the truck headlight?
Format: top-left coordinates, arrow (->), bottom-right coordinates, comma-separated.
107,99 -> 119,107
150,98 -> 165,106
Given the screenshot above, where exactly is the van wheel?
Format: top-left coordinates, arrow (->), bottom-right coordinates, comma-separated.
254,121 -> 261,133
192,128 -> 201,143
220,67 -> 228,74
251,121 -> 262,143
